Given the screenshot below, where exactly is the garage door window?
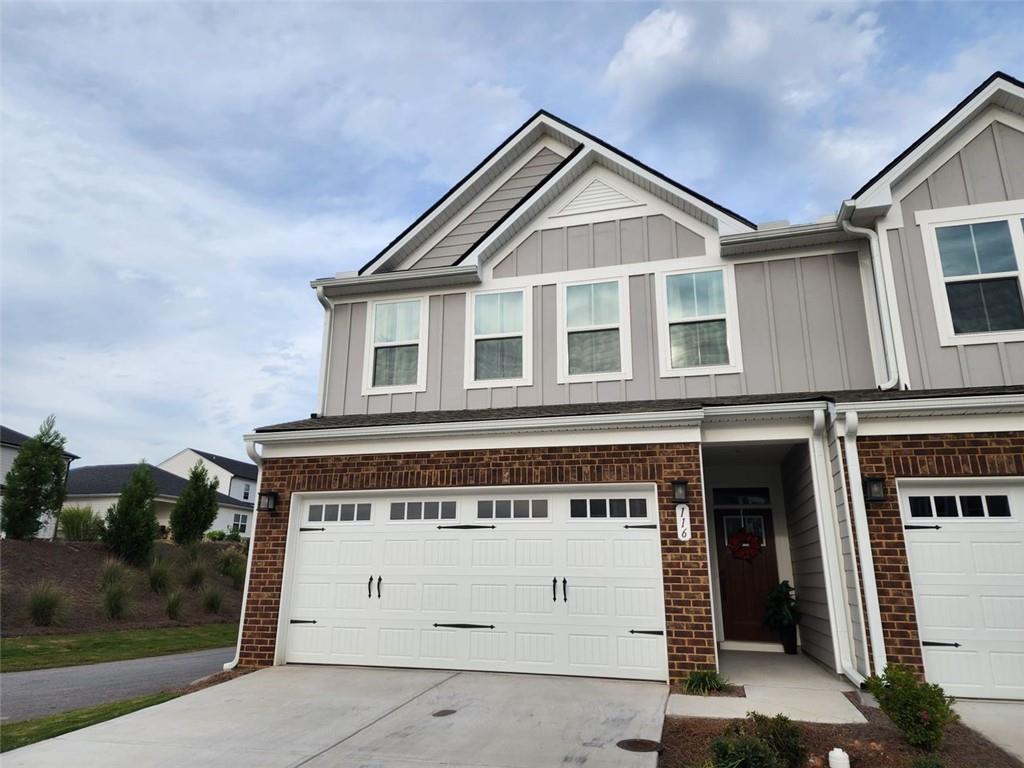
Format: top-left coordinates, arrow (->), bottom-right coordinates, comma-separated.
570,497 -> 648,519
389,500 -> 456,521
308,502 -> 372,523
476,499 -> 548,519
908,494 -> 1012,519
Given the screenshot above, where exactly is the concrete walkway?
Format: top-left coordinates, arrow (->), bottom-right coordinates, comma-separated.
5,665 -> 669,767
955,700 -> 1024,761
667,650 -> 866,724
0,647 -> 235,722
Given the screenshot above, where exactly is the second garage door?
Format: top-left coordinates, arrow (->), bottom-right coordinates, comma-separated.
282,486 -> 668,681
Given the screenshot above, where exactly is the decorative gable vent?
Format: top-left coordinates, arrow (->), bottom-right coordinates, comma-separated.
554,179 -> 641,217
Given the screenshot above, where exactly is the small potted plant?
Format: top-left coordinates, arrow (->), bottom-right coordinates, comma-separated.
764,580 -> 801,654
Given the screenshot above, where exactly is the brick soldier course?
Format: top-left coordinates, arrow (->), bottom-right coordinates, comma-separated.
238,442 -> 714,682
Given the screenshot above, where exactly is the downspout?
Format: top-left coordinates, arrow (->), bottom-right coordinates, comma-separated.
839,201 -> 899,390
842,412 -> 888,677
223,437 -> 262,672
314,286 -> 332,417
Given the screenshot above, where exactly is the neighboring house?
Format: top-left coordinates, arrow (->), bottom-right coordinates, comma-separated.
234,72 -> 1024,702
65,464 -> 252,537
159,448 -> 258,506
1,425 -> 79,539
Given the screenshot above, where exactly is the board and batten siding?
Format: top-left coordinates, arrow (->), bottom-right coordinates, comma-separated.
323,251 -> 876,416
781,443 -> 834,669
887,120 -> 1024,388
410,147 -> 565,271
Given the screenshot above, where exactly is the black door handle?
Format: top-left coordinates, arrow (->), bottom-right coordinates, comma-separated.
377,576 -> 382,599
368,576 -> 373,599
562,578 -> 567,602
552,577 -> 557,602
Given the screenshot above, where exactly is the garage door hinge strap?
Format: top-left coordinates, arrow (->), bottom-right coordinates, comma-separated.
922,641 -> 961,647
300,527 -> 326,532
624,524 -> 657,529
433,623 -> 495,630
290,619 -> 317,624
437,524 -> 496,529
904,524 -> 941,530
629,629 -> 664,636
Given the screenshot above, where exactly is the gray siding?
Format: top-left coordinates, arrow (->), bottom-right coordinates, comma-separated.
492,214 -> 705,277
888,121 -> 1024,388
411,148 -> 565,271
323,249 -> 876,415
781,444 -> 834,668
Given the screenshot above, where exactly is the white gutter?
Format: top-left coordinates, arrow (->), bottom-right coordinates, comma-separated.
839,201 -> 899,391
223,437 -> 263,672
834,392 -> 1024,415
842,411 -> 888,677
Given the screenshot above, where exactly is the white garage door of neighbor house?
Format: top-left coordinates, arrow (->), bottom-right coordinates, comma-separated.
900,480 -> 1024,700
282,486 -> 668,681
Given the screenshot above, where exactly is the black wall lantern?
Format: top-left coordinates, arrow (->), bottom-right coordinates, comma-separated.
671,480 -> 689,504
257,491 -> 279,514
863,476 -> 886,503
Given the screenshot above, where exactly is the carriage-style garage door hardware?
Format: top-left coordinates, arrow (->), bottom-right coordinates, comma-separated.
433,623 -> 495,630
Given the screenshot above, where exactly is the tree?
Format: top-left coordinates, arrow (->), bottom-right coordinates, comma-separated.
169,461 -> 219,544
1,415 -> 69,539
102,461 -> 159,565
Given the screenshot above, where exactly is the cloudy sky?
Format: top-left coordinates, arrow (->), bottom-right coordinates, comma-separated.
2,2 -> 1022,465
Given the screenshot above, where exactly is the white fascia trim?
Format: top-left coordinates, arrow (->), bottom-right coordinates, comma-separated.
703,400 -> 828,419
833,393 -> 1024,416
313,265 -> 480,299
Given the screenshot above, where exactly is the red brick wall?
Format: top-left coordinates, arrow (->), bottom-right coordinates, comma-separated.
855,431 -> 1024,673
238,442 -> 714,681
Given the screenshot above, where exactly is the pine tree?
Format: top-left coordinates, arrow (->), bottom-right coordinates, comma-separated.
102,461 -> 159,565
1,415 -> 69,539
169,461 -> 219,544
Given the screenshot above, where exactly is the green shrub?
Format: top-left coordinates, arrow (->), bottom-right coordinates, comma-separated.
28,582 -> 65,626
206,529 -> 226,541
710,732 -> 781,768
225,530 -> 242,543
909,756 -> 947,768
99,558 -> 129,588
684,669 -> 730,695
101,461 -> 159,566
201,587 -> 223,614
0,415 -> 69,539
712,713 -> 806,768
58,506 -> 104,541
866,665 -> 958,750
214,549 -> 245,576
148,559 -> 171,594
102,582 -> 131,620
165,589 -> 185,621
185,564 -> 206,590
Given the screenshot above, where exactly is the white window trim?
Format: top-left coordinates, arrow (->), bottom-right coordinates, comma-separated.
464,287 -> 533,389
362,296 -> 430,395
654,265 -> 744,377
555,275 -> 633,384
916,199 -> 1024,347
232,512 -> 248,533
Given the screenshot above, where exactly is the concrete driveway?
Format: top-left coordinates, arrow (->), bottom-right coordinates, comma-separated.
1,646 -> 235,722
6,665 -> 669,768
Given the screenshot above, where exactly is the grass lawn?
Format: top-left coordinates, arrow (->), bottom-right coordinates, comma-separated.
1,623 -> 238,673
0,691 -> 179,752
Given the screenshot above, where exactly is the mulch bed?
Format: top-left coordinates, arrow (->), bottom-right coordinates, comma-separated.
659,693 -> 1023,768
1,539 -> 243,636
670,683 -> 746,698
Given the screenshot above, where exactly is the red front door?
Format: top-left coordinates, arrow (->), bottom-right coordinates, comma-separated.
715,508 -> 780,643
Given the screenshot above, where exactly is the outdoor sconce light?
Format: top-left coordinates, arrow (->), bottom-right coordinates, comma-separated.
863,476 -> 886,503
671,480 -> 689,504
257,491 -> 279,514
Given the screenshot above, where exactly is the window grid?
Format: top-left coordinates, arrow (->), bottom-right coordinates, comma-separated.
368,299 -> 424,391
389,500 -> 457,522
472,290 -> 525,383
476,499 -> 549,520
665,270 -> 730,370
907,494 -> 1012,519
232,513 -> 248,533
569,497 -> 648,519
562,279 -> 626,379
307,502 -> 373,523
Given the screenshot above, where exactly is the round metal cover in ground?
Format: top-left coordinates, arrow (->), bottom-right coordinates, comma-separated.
432,709 -> 457,717
616,738 -> 662,753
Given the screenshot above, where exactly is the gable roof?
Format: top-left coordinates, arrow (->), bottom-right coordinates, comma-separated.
852,71 -> 1024,207
187,448 -> 258,481
66,463 -> 250,509
1,425 -> 80,460
358,110 -> 754,275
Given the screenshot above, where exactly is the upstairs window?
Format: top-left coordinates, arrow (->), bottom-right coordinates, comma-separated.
917,202 -> 1024,346
242,483 -> 251,501
368,299 -> 426,390
657,267 -> 741,376
470,290 -> 529,385
559,278 -> 631,382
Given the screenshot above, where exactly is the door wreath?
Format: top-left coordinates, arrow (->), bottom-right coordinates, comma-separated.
727,529 -> 763,562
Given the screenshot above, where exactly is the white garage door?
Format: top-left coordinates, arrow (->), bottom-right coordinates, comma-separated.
282,486 -> 668,681
900,480 -> 1024,700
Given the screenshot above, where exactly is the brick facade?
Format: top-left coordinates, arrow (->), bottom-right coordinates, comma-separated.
854,431 -> 1024,673
238,442 -> 714,682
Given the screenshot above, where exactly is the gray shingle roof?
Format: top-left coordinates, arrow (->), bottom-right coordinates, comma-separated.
66,463 -> 250,509
255,386 -> 1024,434
188,448 -> 258,481
1,425 -> 80,460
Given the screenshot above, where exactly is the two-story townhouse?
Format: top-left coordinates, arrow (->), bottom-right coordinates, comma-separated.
159,448 -> 259,534
229,72 -> 1024,701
